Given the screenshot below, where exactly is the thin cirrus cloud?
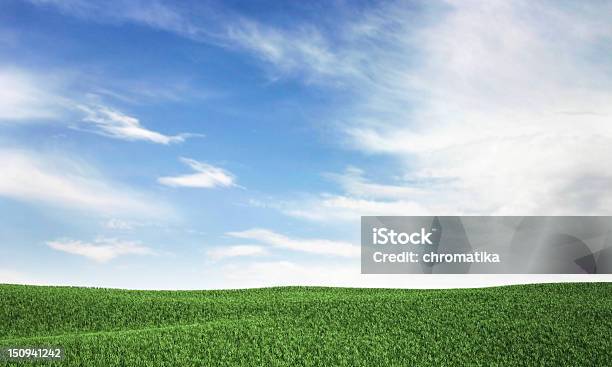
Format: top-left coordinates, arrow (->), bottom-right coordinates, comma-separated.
206,245 -> 268,261
26,0 -> 209,40
158,158 -> 237,189
0,67 -> 67,121
325,167 -> 427,201
223,19 -> 359,83
0,148 -> 167,216
104,218 -> 135,230
0,65 -> 200,145
254,167 -> 444,222
46,238 -> 155,263
280,194 -> 433,222
226,228 -> 359,258
28,0 -> 359,83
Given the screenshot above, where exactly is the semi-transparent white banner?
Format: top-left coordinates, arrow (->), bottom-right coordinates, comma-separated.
361,216 -> 612,274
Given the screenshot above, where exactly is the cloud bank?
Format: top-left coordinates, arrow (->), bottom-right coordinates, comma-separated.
46,237 -> 155,262
335,1 -> 612,216
227,228 -> 359,258
244,1 -> 612,218
0,149 -> 166,216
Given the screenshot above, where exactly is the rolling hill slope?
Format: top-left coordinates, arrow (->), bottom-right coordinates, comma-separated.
0,283 -> 610,366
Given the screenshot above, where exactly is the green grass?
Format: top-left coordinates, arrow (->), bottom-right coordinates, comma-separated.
0,283 -> 610,366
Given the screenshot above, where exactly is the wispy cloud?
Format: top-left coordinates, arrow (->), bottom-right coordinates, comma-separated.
326,167 -> 427,200
332,1 -> 612,215
104,218 -> 134,230
251,1 -> 612,217
46,237 -> 155,262
226,228 -> 359,258
28,0 -> 209,40
224,19 -> 360,83
28,1 -> 361,84
158,158 -> 237,189
279,195 -> 433,222
0,149 -> 167,216
0,67 -> 67,121
206,245 -> 268,261
0,65 -> 201,144
78,104 -> 197,144
258,167 -> 449,222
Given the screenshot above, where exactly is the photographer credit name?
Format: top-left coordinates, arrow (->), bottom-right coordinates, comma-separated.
371,227 -> 500,264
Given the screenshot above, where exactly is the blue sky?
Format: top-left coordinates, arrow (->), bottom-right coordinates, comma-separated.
1,0 -> 611,288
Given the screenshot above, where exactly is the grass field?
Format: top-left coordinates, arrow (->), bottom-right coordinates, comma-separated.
0,283 -> 610,366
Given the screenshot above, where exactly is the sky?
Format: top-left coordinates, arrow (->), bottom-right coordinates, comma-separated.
1,0 -> 611,289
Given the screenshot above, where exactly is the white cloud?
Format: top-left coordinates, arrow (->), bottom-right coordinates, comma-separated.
281,195 -> 434,222
227,228 -> 359,258
0,66 -> 200,144
252,1 -> 612,218
206,245 -> 268,261
224,19 -> 360,83
104,218 -> 134,230
46,237 -> 155,263
29,1 -> 361,84
326,167 -> 428,200
0,149 -> 167,216
78,104 -> 196,144
158,158 -> 237,188
263,168 -> 452,222
29,0 -> 206,40
0,68 -> 67,121
334,1 -> 612,216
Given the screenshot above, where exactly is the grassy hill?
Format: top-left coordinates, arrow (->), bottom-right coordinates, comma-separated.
0,283 -> 610,366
